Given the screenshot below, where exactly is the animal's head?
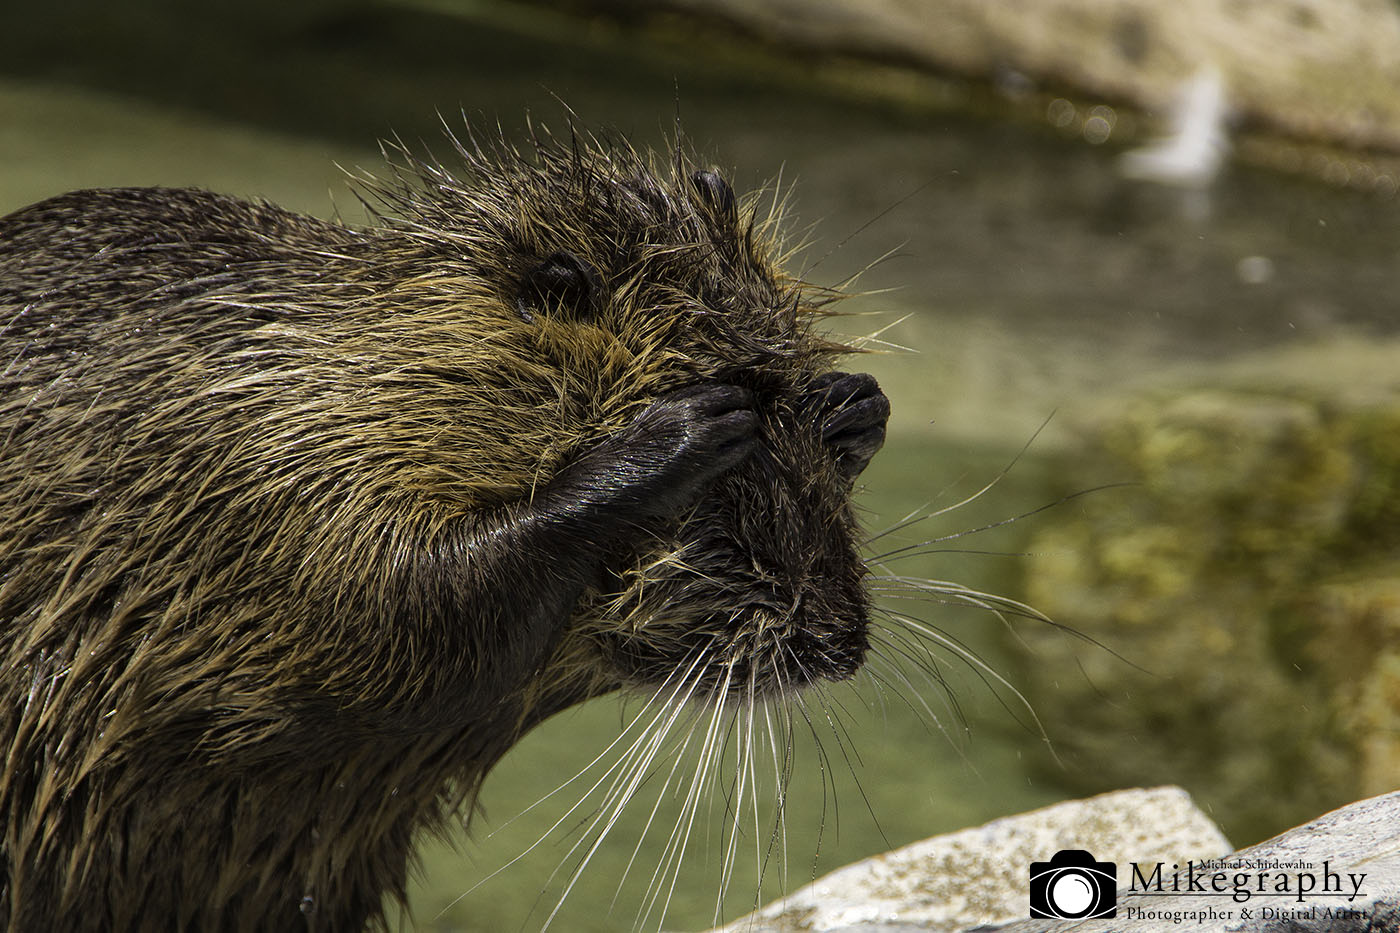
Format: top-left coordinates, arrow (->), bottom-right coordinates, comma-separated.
356,126 -> 883,713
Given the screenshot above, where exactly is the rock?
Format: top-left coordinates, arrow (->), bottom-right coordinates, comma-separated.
709,786 -> 1231,932
575,0 -> 1400,188
708,789 -> 1400,933
1013,340 -> 1400,845
987,789 -> 1400,933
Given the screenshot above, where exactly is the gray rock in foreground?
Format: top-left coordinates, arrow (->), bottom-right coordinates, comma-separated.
710,787 -> 1400,932
711,786 -> 1231,932
990,789 -> 1400,933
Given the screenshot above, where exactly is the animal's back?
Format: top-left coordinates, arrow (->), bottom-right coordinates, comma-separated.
0,188 -> 496,931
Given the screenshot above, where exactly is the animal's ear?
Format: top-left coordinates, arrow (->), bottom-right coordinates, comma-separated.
517,251 -> 603,323
690,170 -> 737,223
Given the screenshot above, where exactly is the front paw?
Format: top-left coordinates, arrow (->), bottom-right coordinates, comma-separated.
803,371 -> 889,480
567,383 -> 758,524
629,382 -> 758,496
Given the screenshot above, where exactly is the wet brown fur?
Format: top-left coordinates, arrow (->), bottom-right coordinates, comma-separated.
0,126 -> 888,931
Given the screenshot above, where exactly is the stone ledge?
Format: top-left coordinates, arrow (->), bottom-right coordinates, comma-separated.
711,786 -> 1231,932
711,788 -> 1400,932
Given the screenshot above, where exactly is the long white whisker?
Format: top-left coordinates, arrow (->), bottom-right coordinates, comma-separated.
613,678 -> 713,922
714,670 -> 758,923
434,668 -> 705,920
879,609 -> 1053,747
637,665 -> 732,930
538,657 -> 710,930
764,695 -> 791,898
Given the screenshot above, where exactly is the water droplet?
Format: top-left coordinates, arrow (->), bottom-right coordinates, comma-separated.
1083,115 -> 1113,145
1236,256 -> 1275,285
1047,98 -> 1076,129
300,895 -> 315,915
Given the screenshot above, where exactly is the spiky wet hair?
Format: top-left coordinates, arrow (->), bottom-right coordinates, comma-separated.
0,122 -> 880,931
358,123 -> 849,445
355,127 -> 873,705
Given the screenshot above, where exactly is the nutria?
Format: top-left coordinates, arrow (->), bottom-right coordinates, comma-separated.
0,126 -> 889,931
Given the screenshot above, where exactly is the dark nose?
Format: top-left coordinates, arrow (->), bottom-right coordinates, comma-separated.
802,371 -> 890,479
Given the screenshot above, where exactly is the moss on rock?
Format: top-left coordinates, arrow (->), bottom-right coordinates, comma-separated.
1015,362 -> 1400,845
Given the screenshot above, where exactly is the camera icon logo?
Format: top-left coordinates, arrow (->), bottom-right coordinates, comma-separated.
1028,849 -> 1117,919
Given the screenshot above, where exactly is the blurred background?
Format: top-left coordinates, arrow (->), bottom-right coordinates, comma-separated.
5,1 -> 1399,930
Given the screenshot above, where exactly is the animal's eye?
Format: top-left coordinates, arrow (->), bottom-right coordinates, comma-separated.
690,170 -> 736,223
517,250 -> 603,323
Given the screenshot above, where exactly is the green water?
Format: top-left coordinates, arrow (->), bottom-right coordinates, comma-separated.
4,1 -> 1398,929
